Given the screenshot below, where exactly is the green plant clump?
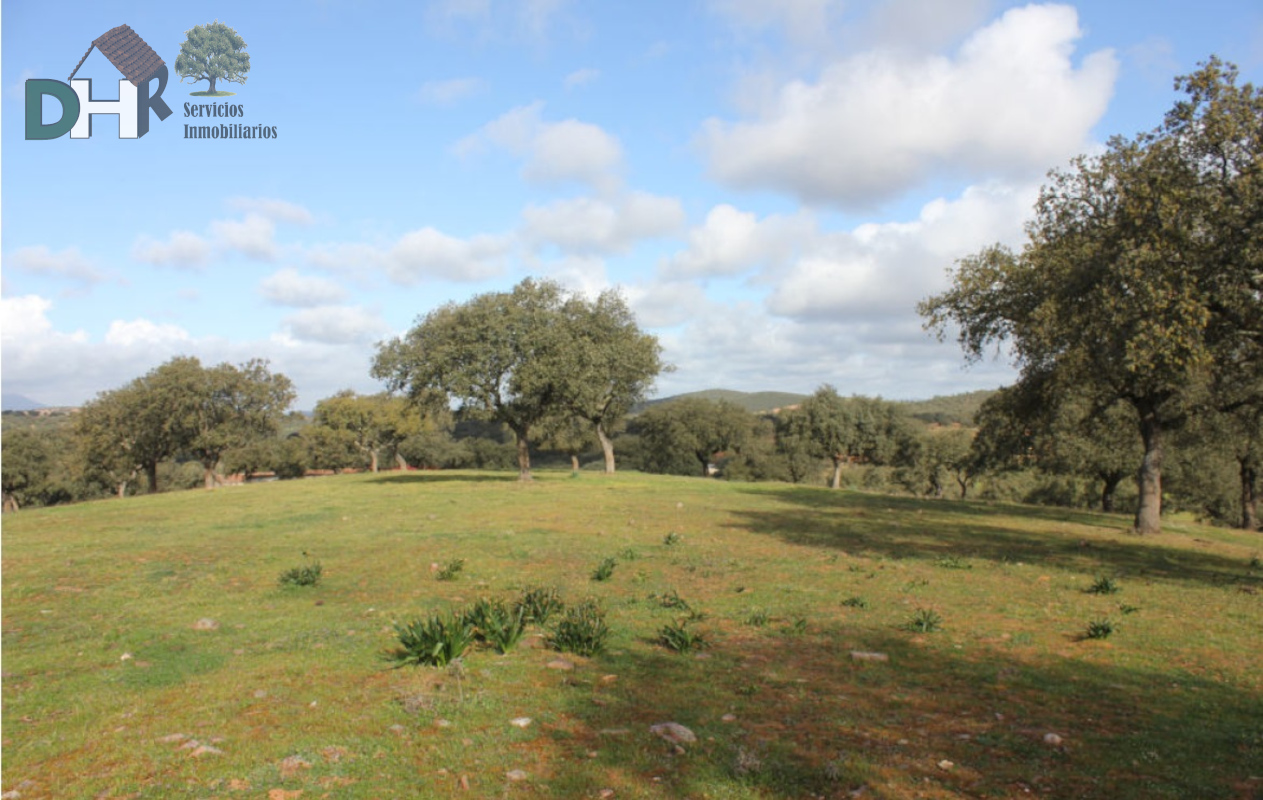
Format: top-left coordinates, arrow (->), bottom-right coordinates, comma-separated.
659,619 -> 707,653
466,598 -> 528,654
653,589 -> 691,610
591,557 -> 617,582
903,608 -> 943,633
278,560 -> 322,588
386,612 -> 475,667
1087,576 -> 1120,595
548,599 -> 610,657
436,558 -> 465,581
841,596 -> 870,610
1085,618 -> 1115,639
744,607 -> 770,627
663,531 -> 683,546
515,586 -> 564,625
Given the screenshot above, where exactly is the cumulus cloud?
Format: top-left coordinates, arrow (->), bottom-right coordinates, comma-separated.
282,306 -> 391,345
456,102 -> 624,192
9,245 -> 108,286
259,268 -> 349,307
522,191 -> 685,255
661,204 -> 814,278
417,77 -> 487,105
131,231 -> 212,269
708,0 -> 841,47
104,319 -> 192,348
765,181 -> 1037,321
699,4 -> 1117,208
388,228 -> 511,283
210,214 -> 279,260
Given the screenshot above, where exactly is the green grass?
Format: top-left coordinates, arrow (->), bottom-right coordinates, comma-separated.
188,90 -> 236,97
2,471 -> 1261,799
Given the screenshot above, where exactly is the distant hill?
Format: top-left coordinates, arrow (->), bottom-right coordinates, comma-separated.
639,389 -> 808,414
639,387 -> 996,423
2,394 -> 47,412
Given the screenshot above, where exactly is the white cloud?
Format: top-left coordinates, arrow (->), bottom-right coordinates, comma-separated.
699,4 -> 1117,208
226,197 -> 315,225
766,181 -> 1036,320
103,319 -> 192,348
564,67 -> 600,89
259,268 -> 349,307
456,102 -> 623,192
9,245 -> 108,285
863,0 -> 994,51
522,191 -> 685,254
282,306 -> 391,345
388,228 -> 511,283
210,214 -> 279,260
661,204 -> 814,278
417,77 -> 487,105
131,231 -> 212,269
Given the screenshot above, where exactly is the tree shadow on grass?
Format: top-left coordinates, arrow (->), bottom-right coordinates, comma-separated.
728,487 -> 1259,589
548,627 -> 1262,799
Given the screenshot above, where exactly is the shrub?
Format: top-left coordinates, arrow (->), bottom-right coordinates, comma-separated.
903,608 -> 943,633
591,557 -> 617,582
841,596 -> 869,610
663,531 -> 682,547
385,612 -> 474,667
515,586 -> 564,625
278,555 -> 322,588
436,558 -> 465,581
549,599 -> 610,657
465,598 -> 527,654
658,619 -> 707,653
935,555 -> 971,570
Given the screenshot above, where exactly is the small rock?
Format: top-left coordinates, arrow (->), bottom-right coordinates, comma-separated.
435,719 -> 452,728
649,722 -> 697,747
120,652 -> 133,661
721,714 -> 737,722
190,745 -> 223,757
937,760 -> 955,771
193,618 -> 219,631
1043,733 -> 1064,746
506,770 -> 528,781
1,791 -> 20,799
546,659 -> 575,671
509,717 -> 532,728
599,674 -> 618,684
599,790 -> 615,799
388,724 -> 406,735
850,651 -> 889,662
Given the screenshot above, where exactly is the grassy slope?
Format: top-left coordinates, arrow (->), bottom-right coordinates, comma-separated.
2,472 -> 1260,799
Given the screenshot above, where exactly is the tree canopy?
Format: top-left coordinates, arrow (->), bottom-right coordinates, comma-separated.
175,21 -> 250,94
372,277 -> 664,480
920,58 -> 1262,534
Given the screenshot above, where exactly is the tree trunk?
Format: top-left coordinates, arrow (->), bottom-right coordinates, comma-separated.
512,425 -> 532,481
597,422 -> 616,474
3,494 -> 19,512
1241,458 -> 1259,531
116,481 -> 128,499
203,460 -> 218,491
570,454 -> 580,472
698,452 -> 710,477
370,449 -> 379,473
396,452 -> 409,470
1100,472 -> 1125,514
208,75 -> 217,93
1134,410 -> 1164,535
956,473 -> 969,500
146,462 -> 159,493
830,456 -> 843,489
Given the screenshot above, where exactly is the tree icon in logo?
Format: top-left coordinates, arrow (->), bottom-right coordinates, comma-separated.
175,21 -> 250,96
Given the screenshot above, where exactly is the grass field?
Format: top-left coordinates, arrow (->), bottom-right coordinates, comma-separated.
2,471 -> 1260,799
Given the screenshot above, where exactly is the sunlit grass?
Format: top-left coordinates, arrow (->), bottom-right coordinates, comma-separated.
3,471 -> 1260,798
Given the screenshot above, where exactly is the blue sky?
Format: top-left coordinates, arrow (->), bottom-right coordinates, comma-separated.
4,0 -> 1262,409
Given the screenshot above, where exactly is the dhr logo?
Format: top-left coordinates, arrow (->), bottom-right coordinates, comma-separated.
26,24 -> 173,140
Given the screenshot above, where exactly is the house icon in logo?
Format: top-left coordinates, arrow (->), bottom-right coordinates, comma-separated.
25,24 -> 173,140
